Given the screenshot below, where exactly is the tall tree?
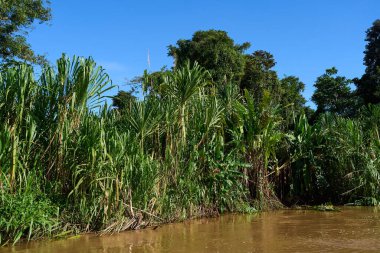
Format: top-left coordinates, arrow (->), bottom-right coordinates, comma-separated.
168,30 -> 250,85
141,67 -> 172,95
240,50 -> 280,103
355,20 -> 380,105
112,90 -> 137,111
278,76 -> 306,125
312,67 -> 353,116
0,0 -> 51,65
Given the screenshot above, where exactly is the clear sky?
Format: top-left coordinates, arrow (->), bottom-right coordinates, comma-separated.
28,0 -> 380,106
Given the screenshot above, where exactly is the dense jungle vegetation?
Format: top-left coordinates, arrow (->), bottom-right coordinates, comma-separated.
1,0 -> 380,246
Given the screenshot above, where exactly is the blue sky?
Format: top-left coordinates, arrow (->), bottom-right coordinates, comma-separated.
29,0 -> 380,106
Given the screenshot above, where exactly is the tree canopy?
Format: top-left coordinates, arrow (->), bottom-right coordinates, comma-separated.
312,67 -> 353,116
112,90 -> 137,111
168,30 -> 250,84
278,76 -> 306,123
240,50 -> 280,103
0,0 -> 51,65
355,20 -> 380,105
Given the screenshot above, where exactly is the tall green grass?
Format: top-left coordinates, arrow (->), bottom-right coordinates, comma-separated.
286,112 -> 380,205
1,55 -> 379,245
0,57 -> 248,244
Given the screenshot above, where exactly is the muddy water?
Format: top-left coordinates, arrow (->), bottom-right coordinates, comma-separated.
2,207 -> 380,253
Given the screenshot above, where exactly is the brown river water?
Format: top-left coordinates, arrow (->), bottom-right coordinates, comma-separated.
2,207 -> 380,253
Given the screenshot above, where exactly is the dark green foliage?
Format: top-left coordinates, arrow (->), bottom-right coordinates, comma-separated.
240,50 -> 280,103
364,20 -> 380,76
278,76 -> 307,127
355,20 -> 380,105
141,67 -> 172,94
355,71 -> 380,105
112,90 -> 136,111
0,0 -> 51,65
312,67 -> 354,116
168,30 -> 250,84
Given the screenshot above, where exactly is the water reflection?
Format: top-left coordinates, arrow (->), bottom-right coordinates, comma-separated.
2,207 -> 380,253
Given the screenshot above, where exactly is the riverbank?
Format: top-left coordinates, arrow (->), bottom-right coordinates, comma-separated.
2,207 -> 379,253
0,203 -> 354,247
